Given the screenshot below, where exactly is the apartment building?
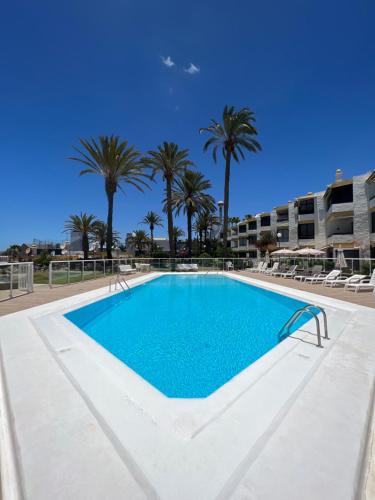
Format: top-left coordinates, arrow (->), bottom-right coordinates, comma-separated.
228,169 -> 375,260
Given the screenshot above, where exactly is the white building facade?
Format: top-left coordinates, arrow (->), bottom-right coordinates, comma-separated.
228,169 -> 375,260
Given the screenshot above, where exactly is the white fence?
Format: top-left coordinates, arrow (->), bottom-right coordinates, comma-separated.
0,263 -> 34,300
48,256 -> 375,287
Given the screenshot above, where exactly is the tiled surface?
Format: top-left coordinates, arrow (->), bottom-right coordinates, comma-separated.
0,273 -> 148,316
234,271 -> 375,309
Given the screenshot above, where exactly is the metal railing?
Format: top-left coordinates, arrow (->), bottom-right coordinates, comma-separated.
278,305 -> 329,348
47,258 -> 251,287
109,276 -> 131,294
268,256 -> 375,275
0,262 -> 33,300
46,256 -> 375,287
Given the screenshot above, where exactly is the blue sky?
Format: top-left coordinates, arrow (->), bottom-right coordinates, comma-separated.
1,0 -> 374,249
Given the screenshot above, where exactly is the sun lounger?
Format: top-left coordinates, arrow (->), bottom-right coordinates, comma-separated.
294,265 -> 323,282
279,265 -> 298,278
258,262 -> 269,273
304,269 -> 340,284
265,262 -> 279,275
119,264 -> 136,275
324,274 -> 366,288
246,262 -> 263,272
345,270 -> 375,292
176,263 -> 199,272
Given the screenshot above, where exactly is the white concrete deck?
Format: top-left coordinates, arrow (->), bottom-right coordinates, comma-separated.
0,272 -> 375,499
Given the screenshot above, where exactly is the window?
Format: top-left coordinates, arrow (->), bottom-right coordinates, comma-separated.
239,237 -> 247,247
248,220 -> 257,231
248,251 -> 257,259
371,212 -> 375,233
298,198 -> 315,214
238,224 -> 247,233
277,211 -> 288,222
327,184 -> 353,209
277,228 -> 289,242
260,215 -> 271,227
298,223 -> 315,239
248,235 -> 257,245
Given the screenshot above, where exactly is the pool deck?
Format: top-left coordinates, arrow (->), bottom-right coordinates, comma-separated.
1,271 -> 374,318
1,272 -> 375,499
0,273 -> 148,317
232,270 -> 375,308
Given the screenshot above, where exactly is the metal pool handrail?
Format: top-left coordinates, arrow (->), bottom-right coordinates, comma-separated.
278,305 -> 329,348
109,276 -> 131,295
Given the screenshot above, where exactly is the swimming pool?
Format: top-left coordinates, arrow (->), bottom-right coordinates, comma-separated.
65,274 -> 314,398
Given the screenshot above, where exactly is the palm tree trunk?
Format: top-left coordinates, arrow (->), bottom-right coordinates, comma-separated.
199,231 -> 202,253
82,233 -> 89,260
150,226 -> 154,256
106,185 -> 115,259
223,151 -> 231,256
187,210 -> 192,257
166,178 -> 175,257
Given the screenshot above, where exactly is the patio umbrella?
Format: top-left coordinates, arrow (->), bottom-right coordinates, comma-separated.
271,248 -> 297,256
265,250 -> 270,264
295,248 -> 325,256
336,248 -> 347,269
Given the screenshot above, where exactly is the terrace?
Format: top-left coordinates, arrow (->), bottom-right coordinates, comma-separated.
1,268 -> 375,500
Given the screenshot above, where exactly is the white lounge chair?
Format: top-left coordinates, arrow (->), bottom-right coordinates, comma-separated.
258,262 -> 269,273
176,263 -> 188,271
324,274 -> 366,288
187,263 -> 199,271
265,262 -> 279,275
225,261 -> 234,271
279,265 -> 298,278
305,269 -> 341,284
273,264 -> 290,277
294,265 -> 323,282
246,262 -> 263,273
119,264 -> 136,275
345,270 -> 375,293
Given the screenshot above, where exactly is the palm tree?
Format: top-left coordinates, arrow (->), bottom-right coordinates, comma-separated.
194,211 -> 214,253
64,212 -> 97,260
143,142 -> 194,256
172,226 -> 185,256
69,135 -> 150,259
139,211 -> 163,255
130,230 -> 149,256
91,221 -> 120,253
200,106 -> 261,254
170,170 -> 215,256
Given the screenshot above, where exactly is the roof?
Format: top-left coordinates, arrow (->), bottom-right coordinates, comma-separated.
323,178 -> 353,198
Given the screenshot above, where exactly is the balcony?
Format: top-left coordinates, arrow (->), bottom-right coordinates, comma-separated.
298,212 -> 315,222
326,202 -> 354,218
276,217 -> 289,225
326,234 -> 354,245
297,238 -> 315,245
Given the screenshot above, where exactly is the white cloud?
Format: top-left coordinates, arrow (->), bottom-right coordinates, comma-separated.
184,63 -> 200,75
161,56 -> 175,68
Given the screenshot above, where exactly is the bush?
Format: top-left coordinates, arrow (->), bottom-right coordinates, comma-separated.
33,252 -> 52,268
150,251 -> 170,258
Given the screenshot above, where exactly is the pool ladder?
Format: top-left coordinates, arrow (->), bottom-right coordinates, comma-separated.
278,305 -> 329,348
109,276 -> 132,295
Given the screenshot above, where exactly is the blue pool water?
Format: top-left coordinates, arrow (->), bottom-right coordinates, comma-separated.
65,275 -> 313,398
